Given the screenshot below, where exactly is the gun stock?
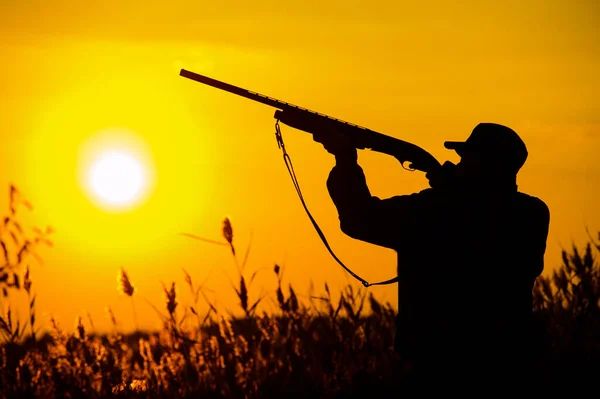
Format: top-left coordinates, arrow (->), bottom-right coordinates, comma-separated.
179,69 -> 441,173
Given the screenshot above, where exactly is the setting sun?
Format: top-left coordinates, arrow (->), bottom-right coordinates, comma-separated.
89,151 -> 144,206
77,127 -> 157,213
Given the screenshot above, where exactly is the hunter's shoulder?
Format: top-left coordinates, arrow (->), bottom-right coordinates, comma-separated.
399,188 -> 437,205
416,188 -> 435,197
515,192 -> 550,218
515,192 -> 548,208
400,188 -> 435,202
378,189 -> 433,209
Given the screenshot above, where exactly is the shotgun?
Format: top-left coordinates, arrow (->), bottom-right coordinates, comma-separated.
179,69 -> 441,173
179,69 -> 442,287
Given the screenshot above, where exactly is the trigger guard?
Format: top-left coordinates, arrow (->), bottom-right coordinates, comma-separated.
401,161 -> 415,171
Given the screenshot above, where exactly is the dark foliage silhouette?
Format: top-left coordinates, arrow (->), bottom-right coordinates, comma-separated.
0,187 -> 598,397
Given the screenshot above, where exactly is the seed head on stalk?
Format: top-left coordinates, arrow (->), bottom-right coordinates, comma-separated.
117,267 -> 138,332
118,267 -> 135,297
222,217 -> 235,256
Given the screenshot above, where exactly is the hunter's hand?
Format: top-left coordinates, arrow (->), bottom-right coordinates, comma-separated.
426,161 -> 457,189
313,129 -> 357,164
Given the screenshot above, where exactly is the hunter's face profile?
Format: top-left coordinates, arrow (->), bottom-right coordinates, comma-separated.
446,123 -> 529,185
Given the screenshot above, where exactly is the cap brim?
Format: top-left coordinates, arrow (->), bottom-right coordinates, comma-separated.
444,141 -> 465,156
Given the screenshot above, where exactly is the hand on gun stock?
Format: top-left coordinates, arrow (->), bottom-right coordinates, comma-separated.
313,129 -> 358,165
425,161 -> 457,190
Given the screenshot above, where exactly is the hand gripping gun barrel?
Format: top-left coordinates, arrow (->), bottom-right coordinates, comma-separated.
179,69 -> 442,286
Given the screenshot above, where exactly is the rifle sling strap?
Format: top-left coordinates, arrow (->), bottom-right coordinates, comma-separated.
274,119 -> 398,287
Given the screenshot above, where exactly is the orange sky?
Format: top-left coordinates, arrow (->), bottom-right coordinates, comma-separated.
1,1 -> 598,333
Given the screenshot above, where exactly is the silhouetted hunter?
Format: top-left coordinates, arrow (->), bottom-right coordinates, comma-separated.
314,123 -> 550,388
178,71 -> 551,388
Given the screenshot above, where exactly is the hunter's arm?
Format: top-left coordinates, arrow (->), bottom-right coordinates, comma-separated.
326,156 -> 417,249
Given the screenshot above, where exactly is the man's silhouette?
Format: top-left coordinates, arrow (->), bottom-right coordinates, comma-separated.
314,123 -> 550,390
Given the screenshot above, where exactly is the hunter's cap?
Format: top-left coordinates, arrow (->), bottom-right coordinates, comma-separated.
444,123 -> 528,174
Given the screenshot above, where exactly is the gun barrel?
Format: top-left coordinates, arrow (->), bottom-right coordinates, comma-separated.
179,69 -> 291,110
179,69 -> 372,132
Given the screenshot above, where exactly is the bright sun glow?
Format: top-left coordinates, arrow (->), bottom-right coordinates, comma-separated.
89,151 -> 145,206
78,128 -> 156,213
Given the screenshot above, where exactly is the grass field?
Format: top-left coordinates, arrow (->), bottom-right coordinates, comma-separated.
1,186 -> 599,398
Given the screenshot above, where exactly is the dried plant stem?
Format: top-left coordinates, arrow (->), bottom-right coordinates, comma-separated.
28,293 -> 35,345
131,297 -> 139,332
232,253 -> 241,275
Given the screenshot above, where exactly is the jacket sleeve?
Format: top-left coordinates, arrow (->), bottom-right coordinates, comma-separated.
529,197 -> 551,278
326,161 -> 421,250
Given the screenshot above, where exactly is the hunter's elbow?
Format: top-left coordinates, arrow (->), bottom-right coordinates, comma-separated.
339,218 -> 363,240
